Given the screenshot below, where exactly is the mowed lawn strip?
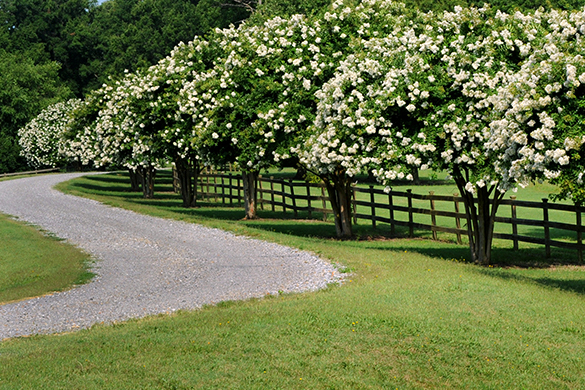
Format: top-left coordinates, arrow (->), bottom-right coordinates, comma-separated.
0,172 -> 583,389
0,213 -> 93,304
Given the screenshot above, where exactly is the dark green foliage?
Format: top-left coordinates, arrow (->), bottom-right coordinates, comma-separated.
0,53 -> 72,173
74,0 -> 249,94
250,0 -> 332,23
0,0 -> 249,96
466,0 -> 585,13
0,0 -> 97,95
252,0 -> 585,22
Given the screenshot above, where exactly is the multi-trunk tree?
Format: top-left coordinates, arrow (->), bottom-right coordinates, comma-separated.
306,4 -> 585,263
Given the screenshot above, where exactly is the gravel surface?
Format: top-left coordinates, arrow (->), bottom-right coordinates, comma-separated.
0,173 -> 342,340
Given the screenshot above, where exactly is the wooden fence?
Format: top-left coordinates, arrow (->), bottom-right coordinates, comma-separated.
196,172 -> 584,262
0,168 -> 60,178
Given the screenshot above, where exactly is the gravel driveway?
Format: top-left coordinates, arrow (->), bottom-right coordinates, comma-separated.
0,173 -> 342,340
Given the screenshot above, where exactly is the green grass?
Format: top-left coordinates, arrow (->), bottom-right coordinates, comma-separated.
1,171 -> 584,388
0,213 -> 94,304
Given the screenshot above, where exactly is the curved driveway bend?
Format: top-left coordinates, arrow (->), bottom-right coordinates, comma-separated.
0,173 -> 341,340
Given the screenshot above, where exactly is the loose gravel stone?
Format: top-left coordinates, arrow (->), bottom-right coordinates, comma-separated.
0,173 -> 343,340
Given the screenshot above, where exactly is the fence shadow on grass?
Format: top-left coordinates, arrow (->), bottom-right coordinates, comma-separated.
474,267 -> 585,296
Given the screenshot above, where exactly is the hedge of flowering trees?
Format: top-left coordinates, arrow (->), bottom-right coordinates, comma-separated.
19,0 -> 585,264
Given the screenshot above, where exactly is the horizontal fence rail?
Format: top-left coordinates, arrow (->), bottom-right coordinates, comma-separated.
0,168 -> 60,178
194,172 -> 584,262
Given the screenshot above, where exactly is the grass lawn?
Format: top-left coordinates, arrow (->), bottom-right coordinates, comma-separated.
0,171 -> 584,389
0,213 -> 93,304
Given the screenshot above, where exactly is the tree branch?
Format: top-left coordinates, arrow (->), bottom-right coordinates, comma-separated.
214,0 -> 258,13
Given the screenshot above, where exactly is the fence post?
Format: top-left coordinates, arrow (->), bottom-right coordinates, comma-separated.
237,176 -> 241,205
198,173 -> 204,201
543,198 -> 551,258
221,174 -> 226,204
510,196 -> 518,251
270,176 -> 276,212
577,205 -> 583,264
213,173 -> 218,203
289,179 -> 298,218
352,184 -> 358,225
388,191 -> 396,236
229,173 -> 233,205
258,175 -> 264,211
206,170 -> 211,202
306,182 -> 312,219
281,180 -> 287,214
453,193 -> 462,245
370,185 -> 376,229
321,186 -> 328,222
407,189 -> 414,238
429,191 -> 437,240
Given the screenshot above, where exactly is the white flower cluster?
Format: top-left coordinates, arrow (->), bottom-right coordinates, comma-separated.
18,99 -> 82,168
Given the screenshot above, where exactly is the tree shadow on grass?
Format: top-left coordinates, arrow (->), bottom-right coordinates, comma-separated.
519,226 -> 579,242
71,181 -> 139,195
243,220 -> 339,238
473,267 -> 585,296
357,237 -> 581,267
83,174 -> 130,184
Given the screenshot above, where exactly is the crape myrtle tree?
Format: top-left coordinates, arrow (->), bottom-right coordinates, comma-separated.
18,98 -> 82,169
306,3 -> 585,263
297,0 -> 420,237
411,7 -> 585,264
65,71 -> 166,197
184,0 -> 402,221
180,14 -> 350,219
63,82 -> 118,173
94,70 -> 168,199
305,4 -> 529,256
490,9 -> 585,207
124,36 -> 222,207
395,6 -> 552,265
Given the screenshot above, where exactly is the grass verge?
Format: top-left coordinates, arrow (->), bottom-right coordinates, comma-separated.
0,213 -> 94,304
0,172 -> 583,389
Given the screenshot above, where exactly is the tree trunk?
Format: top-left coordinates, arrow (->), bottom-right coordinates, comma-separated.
453,168 -> 504,265
293,166 -> 307,180
129,169 -> 141,192
323,170 -> 353,238
172,166 -> 180,194
175,158 -> 200,208
411,166 -> 420,185
139,165 -> 156,199
242,170 -> 258,219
